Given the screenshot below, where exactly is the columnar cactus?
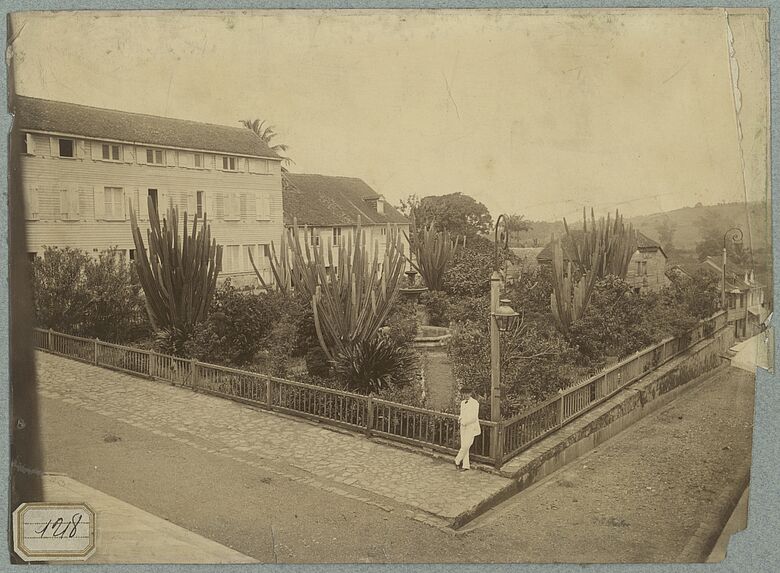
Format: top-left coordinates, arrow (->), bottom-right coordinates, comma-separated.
129,197 -> 222,347
287,217 -> 406,362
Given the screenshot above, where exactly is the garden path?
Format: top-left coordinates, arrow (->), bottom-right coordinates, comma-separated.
422,349 -> 457,412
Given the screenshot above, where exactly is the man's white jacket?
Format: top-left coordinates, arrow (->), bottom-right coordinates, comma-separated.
459,398 -> 481,438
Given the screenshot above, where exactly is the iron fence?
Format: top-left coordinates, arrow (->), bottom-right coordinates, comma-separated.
34,309 -> 726,467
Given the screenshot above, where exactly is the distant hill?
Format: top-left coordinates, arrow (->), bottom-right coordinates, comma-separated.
512,202 -> 771,256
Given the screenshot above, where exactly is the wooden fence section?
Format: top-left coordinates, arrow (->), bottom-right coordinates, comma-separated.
499,311 -> 728,463
33,310 -> 726,468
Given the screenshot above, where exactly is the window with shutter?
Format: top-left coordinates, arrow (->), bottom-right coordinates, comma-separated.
194,153 -> 203,168
104,187 -> 125,220
58,139 -> 75,158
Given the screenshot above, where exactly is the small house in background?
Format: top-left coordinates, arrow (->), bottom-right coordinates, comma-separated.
668,256 -> 770,339
536,231 -> 669,293
281,173 -> 410,273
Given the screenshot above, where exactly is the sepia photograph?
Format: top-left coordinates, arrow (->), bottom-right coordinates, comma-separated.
6,7 -> 773,564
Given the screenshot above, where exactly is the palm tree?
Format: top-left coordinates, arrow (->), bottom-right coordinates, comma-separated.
240,118 -> 292,165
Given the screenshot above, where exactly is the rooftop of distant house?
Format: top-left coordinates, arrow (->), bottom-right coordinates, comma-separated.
667,256 -> 763,291
536,230 -> 665,262
13,95 -> 281,159
282,172 -> 409,227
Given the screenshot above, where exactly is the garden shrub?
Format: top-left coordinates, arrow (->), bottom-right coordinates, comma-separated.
333,333 -> 418,394
187,280 -> 286,366
420,290 -> 450,326
32,246 -> 148,343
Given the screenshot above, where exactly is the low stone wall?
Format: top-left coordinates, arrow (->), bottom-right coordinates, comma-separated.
450,325 -> 736,529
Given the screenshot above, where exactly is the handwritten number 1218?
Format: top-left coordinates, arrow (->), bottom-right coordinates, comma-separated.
34,514 -> 83,539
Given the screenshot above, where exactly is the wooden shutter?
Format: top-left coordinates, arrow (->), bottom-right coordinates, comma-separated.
139,189 -> 149,221
93,186 -> 105,220
179,152 -> 192,169
24,185 -> 39,220
186,193 -> 196,218
76,140 -> 86,159
123,145 -> 134,163
166,150 -> 177,167
69,187 -> 80,219
50,137 -> 58,157
209,192 -> 218,220
59,189 -> 70,220
128,187 -> 139,218
257,193 -> 271,220
91,142 -> 104,161
137,147 -> 147,165
25,133 -> 35,155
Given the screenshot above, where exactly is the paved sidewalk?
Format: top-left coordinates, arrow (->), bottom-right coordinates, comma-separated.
40,474 -> 256,563
36,352 -> 509,524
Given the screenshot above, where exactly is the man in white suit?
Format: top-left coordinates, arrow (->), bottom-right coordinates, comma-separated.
454,387 -> 481,471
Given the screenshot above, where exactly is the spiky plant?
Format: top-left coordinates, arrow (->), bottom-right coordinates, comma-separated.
248,229 -> 293,293
287,217 -> 407,362
405,218 -> 460,291
129,197 -> 222,354
564,208 -> 637,279
333,332 -> 417,393
549,237 -> 600,335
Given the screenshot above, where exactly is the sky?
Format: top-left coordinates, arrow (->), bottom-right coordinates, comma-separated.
8,9 -> 769,222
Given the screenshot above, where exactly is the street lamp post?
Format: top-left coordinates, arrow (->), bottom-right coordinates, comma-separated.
722,227 -> 744,310
489,214 -> 519,466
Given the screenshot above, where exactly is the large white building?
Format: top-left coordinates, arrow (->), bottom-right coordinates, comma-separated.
15,95 -> 285,286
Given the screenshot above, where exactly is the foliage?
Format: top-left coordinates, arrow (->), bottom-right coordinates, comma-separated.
240,118 -> 292,165
186,281 -> 285,366
443,235 -> 513,297
415,192 -> 492,239
286,218 -> 407,362
550,238 -> 598,336
420,290 -> 451,326
564,208 -> 637,279
407,220 -> 460,291
448,316 -> 579,418
654,218 -> 677,255
333,333 -> 418,393
130,200 -> 222,356
31,247 -> 148,342
666,269 -> 722,320
382,299 -> 418,345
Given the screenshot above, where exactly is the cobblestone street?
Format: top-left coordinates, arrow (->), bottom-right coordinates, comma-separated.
37,352 -> 509,524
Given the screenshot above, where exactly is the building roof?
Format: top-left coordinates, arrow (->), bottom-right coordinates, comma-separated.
536,230 -> 665,262
13,95 -> 281,159
668,258 -> 759,291
282,173 -> 409,227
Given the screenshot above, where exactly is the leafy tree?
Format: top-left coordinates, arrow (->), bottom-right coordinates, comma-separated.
694,215 -> 750,266
240,118 -> 292,165
31,247 -> 148,342
186,281 -> 286,366
416,193 -> 492,239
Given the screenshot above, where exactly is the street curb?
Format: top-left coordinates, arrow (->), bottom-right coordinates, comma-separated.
679,471 -> 751,562
447,330 -> 733,530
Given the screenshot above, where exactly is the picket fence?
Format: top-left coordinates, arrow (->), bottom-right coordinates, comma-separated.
33,310 -> 726,467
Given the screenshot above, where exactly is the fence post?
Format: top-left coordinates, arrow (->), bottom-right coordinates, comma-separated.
558,390 -> 565,428
48,328 -> 53,351
94,338 -> 99,365
494,423 -> 504,469
365,396 -> 374,438
191,358 -> 199,391
266,377 -> 273,409
149,350 -> 156,379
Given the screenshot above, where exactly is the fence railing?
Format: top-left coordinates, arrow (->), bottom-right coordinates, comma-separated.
34,310 -> 726,468
499,311 -> 728,463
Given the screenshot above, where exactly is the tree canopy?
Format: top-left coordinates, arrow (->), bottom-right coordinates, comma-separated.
413,192 -> 493,239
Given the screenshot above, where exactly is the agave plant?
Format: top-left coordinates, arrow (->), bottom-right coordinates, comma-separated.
248,229 -> 293,293
404,217 -> 461,291
129,197 -> 222,354
333,333 -> 417,393
286,217 -> 407,362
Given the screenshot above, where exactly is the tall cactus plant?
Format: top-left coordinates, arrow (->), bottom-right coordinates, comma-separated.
405,218 -> 460,291
248,229 -> 293,293
129,197 -> 222,351
287,217 -> 406,362
564,208 -> 637,279
550,236 -> 600,335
